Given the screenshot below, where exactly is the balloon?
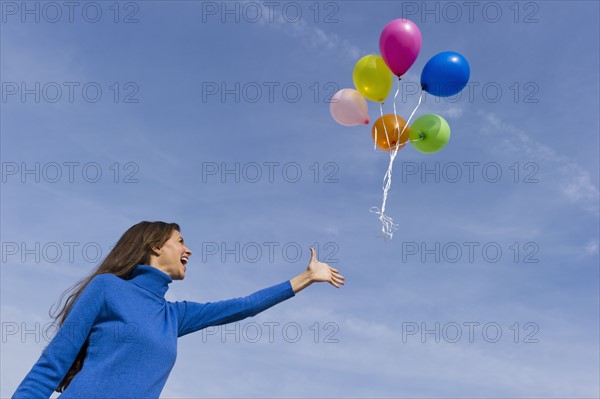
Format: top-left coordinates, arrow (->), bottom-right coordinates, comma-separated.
409,114 -> 450,154
371,114 -> 410,151
353,55 -> 394,103
421,51 -> 470,97
329,89 -> 370,126
379,19 -> 422,77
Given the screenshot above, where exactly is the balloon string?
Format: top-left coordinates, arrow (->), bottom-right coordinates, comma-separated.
392,77 -> 402,140
402,90 -> 424,136
372,79 -> 401,240
371,85 -> 424,240
373,87 -> 424,153
369,206 -> 398,241
375,139 -> 400,240
376,103 -> 392,152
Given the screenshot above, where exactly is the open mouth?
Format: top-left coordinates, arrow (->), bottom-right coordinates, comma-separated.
180,256 -> 188,270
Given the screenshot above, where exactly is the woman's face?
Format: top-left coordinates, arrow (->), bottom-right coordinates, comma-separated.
151,229 -> 192,280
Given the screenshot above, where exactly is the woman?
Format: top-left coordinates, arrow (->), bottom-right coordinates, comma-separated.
12,221 -> 345,398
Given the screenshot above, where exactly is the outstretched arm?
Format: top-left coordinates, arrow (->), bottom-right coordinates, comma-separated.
290,247 -> 345,293
174,247 -> 345,337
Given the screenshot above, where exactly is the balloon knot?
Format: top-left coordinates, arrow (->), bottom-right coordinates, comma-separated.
369,206 -> 399,240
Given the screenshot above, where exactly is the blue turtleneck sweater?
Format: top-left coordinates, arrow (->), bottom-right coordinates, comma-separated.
12,265 -> 295,398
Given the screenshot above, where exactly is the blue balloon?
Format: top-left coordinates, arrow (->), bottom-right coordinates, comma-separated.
420,51 -> 470,97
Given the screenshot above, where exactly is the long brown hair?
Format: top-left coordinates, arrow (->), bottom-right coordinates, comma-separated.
48,221 -> 180,392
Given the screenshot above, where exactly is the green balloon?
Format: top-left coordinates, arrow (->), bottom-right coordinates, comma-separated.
409,114 -> 451,154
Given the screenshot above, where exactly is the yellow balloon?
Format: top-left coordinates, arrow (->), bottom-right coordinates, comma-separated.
352,55 -> 394,103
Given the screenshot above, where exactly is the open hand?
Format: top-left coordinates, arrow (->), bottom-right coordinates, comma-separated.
307,247 -> 345,288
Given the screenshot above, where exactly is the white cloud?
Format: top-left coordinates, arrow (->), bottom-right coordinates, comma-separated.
585,240 -> 599,255
250,1 -> 361,61
480,111 -> 599,216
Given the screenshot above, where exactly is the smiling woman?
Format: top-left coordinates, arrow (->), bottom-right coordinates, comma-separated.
11,221 -> 345,399
149,229 -> 192,280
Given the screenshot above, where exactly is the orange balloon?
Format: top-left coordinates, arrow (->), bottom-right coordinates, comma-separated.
371,114 -> 409,151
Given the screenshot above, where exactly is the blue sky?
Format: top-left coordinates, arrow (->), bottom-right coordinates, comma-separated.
1,1 -> 599,397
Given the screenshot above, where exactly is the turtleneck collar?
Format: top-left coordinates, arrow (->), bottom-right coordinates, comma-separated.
128,264 -> 173,299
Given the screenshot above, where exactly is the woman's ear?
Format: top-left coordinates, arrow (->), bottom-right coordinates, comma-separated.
150,245 -> 162,257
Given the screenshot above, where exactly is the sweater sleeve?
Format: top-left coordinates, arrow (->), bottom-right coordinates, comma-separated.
173,280 -> 295,337
12,275 -> 106,399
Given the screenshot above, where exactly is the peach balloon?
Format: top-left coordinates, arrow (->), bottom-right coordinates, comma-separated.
330,89 -> 370,127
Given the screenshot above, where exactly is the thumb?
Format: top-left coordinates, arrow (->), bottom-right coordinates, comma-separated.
310,247 -> 317,262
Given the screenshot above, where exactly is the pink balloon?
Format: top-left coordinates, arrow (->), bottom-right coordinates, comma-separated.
379,19 -> 422,77
329,89 -> 370,127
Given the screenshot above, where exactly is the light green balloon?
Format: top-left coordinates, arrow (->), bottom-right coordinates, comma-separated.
409,114 -> 451,154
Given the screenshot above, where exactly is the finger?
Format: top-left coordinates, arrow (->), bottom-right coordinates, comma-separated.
329,267 -> 342,275
332,271 -> 345,279
310,247 -> 317,262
